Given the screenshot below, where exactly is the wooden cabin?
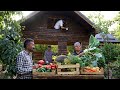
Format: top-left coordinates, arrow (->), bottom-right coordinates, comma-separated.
21,11 -> 97,56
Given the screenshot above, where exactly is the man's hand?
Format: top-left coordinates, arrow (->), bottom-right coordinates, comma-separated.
34,64 -> 39,68
66,28 -> 68,30
78,52 -> 84,57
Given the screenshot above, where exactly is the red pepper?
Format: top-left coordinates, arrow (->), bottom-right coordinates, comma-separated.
37,60 -> 45,65
46,65 -> 51,69
38,64 -> 42,68
51,66 -> 56,70
33,66 -> 36,69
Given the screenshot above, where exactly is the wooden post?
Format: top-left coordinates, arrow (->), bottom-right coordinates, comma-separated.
76,63 -> 80,74
58,41 -> 67,55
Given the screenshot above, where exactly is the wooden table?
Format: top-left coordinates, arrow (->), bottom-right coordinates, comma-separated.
33,75 -> 104,79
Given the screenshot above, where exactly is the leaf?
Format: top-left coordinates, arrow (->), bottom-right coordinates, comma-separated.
0,11 -> 23,77
92,61 -> 98,67
89,35 -> 100,48
94,53 -> 103,58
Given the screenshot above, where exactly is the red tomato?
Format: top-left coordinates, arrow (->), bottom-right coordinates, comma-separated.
51,64 -> 55,67
51,66 -> 56,70
54,64 -> 58,68
46,65 -> 51,69
50,63 -> 53,65
38,64 -> 42,68
38,60 -> 45,65
33,66 -> 36,69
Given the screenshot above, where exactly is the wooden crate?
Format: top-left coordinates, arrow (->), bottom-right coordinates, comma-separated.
33,69 -> 56,76
33,64 -> 57,76
0,64 -> 2,71
80,67 -> 104,75
57,63 -> 80,75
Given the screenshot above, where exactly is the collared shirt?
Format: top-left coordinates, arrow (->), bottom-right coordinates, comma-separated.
73,50 -> 83,56
16,50 -> 33,75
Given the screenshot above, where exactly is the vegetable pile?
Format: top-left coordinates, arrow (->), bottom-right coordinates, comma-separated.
61,35 -> 105,68
83,66 -> 101,72
33,60 -> 57,72
81,35 -> 105,68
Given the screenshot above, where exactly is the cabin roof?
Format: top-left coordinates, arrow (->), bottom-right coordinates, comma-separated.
21,11 -> 98,33
95,33 -> 120,43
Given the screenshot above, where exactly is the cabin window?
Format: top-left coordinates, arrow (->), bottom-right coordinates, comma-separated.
47,17 -> 63,29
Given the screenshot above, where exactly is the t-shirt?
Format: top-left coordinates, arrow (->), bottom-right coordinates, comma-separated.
73,50 -> 83,56
44,50 -> 54,64
54,20 -> 63,29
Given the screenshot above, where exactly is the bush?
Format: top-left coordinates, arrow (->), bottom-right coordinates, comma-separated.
0,11 -> 23,78
101,43 -> 120,79
101,43 -> 120,63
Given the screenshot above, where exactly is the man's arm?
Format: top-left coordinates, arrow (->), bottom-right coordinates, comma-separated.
60,20 -> 67,29
52,51 -> 57,56
44,51 -> 48,64
78,52 -> 84,57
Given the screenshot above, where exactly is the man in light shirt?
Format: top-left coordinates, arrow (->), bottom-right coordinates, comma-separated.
54,19 -> 68,31
16,38 -> 35,79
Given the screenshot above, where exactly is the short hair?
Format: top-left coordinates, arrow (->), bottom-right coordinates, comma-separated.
62,19 -> 65,22
24,38 -> 34,49
48,45 -> 51,48
74,42 -> 81,46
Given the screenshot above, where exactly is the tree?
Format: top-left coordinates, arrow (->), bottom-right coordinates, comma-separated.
0,11 -> 24,78
86,11 -> 113,34
111,12 -> 120,40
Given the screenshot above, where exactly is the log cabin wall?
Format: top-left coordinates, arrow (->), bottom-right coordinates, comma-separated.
21,11 -> 96,55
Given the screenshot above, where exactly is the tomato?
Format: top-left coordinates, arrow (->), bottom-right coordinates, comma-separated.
51,64 -> 55,67
38,64 -> 42,68
33,65 -> 36,69
46,65 -> 51,69
54,64 -> 58,68
51,66 -> 56,70
38,60 -> 45,65
50,63 -> 53,65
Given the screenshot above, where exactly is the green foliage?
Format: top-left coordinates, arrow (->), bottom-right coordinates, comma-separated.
67,55 -> 83,66
101,43 -> 120,79
51,45 -> 58,53
81,35 -> 105,67
67,46 -> 74,53
111,12 -> 120,40
35,44 -> 58,59
66,35 -> 105,68
35,44 -> 48,53
87,11 -> 113,34
101,43 -> 120,63
0,11 -> 23,78
88,35 -> 100,48
109,58 -> 120,79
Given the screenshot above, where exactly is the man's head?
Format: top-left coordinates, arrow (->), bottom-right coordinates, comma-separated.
24,38 -> 35,52
47,45 -> 51,51
74,42 -> 82,52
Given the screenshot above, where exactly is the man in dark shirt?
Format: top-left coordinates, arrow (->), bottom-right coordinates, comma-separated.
44,45 -> 55,64
73,42 -> 84,57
